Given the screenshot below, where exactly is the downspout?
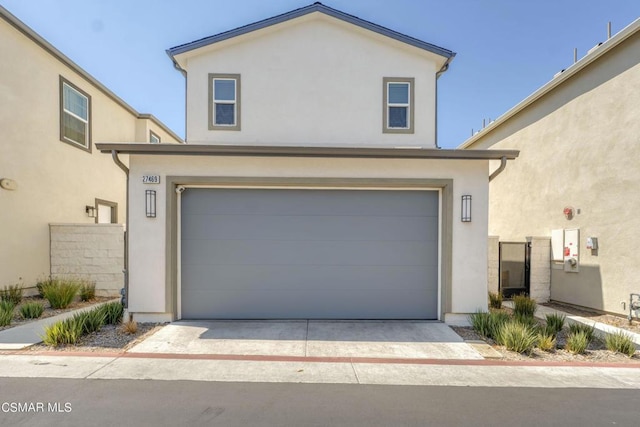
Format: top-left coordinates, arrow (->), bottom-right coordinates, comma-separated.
434,60 -> 452,149
489,156 -> 508,181
111,150 -> 130,308
166,49 -> 188,143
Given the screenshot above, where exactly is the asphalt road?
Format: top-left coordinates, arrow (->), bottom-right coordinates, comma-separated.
0,378 -> 637,426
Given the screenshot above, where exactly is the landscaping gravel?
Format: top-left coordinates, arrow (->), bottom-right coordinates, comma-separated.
27,323 -> 166,353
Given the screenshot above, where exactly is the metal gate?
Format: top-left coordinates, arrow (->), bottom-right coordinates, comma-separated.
499,242 -> 531,298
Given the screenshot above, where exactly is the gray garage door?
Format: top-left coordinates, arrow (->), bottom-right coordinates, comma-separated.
181,188 -> 439,319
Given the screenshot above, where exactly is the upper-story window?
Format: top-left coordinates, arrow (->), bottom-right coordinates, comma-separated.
150,130 -> 161,144
60,76 -> 91,151
208,73 -> 241,131
383,77 -> 414,134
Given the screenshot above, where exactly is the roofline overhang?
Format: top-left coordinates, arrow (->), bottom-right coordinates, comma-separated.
96,143 -> 518,160
0,5 -> 183,143
167,3 -> 455,64
459,16 -> 640,149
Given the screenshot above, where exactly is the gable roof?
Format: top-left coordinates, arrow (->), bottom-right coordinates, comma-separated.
167,2 -> 455,69
0,5 -> 183,143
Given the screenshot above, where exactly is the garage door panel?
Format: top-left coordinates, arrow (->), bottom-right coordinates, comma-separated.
181,188 -> 439,319
182,264 -> 435,292
181,214 -> 438,242
182,239 -> 438,267
182,189 -> 438,217
182,289 -> 436,319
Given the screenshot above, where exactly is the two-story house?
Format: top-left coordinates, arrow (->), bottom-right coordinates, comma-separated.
0,6 -> 182,294
97,3 -> 517,322
460,18 -> 640,317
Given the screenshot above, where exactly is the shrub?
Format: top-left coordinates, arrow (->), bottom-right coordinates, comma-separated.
77,309 -> 105,335
79,283 -> 96,302
488,292 -> 503,309
566,331 -> 590,354
537,330 -> 556,352
0,284 -> 23,306
498,321 -> 538,354
605,332 -> 637,357
42,280 -> 80,309
0,300 -> 15,313
20,302 -> 44,319
488,311 -> 511,344
469,311 -> 492,338
568,323 -> 595,343
513,294 -> 536,318
0,306 -> 12,327
544,313 -> 565,336
122,321 -> 138,335
514,313 -> 539,330
41,317 -> 83,346
100,302 -> 124,325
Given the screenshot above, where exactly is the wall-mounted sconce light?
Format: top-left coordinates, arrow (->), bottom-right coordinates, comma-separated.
461,195 -> 472,222
145,190 -> 156,218
85,205 -> 96,218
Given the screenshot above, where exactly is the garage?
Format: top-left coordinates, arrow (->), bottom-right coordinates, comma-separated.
179,187 -> 439,319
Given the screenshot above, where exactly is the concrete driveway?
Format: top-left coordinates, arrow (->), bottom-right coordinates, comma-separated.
128,320 -> 483,360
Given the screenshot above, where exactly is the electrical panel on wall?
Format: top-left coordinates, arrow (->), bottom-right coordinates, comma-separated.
563,228 -> 579,273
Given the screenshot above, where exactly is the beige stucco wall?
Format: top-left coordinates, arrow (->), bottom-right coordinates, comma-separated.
126,154 -> 490,321
465,31 -> 640,315
0,17 -> 177,289
179,13 -> 441,147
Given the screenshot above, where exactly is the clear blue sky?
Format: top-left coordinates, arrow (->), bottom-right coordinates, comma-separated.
2,0 -> 638,147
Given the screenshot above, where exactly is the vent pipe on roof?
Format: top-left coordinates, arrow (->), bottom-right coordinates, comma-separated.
573,48 -> 578,64
608,22 -> 612,39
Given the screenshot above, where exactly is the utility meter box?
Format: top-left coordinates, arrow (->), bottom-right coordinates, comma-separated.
564,228 -> 579,272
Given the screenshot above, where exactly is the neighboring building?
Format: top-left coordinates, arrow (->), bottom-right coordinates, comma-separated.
98,3 -> 517,322
460,18 -> 640,316
0,6 -> 182,293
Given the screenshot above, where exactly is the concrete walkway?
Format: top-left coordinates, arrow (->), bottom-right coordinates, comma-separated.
0,300 -> 116,350
127,320 -> 484,360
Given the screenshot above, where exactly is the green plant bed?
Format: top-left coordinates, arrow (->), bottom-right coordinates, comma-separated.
20,302 -> 44,319
605,331 -> 637,357
41,279 -> 81,309
0,285 -> 23,306
0,307 -> 12,327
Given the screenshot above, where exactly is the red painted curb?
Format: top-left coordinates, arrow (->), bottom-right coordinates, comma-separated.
6,350 -> 640,368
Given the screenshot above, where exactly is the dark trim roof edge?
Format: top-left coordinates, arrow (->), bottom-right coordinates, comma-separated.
0,5 -> 183,144
95,143 -> 518,160
168,3 -> 455,60
459,17 -> 640,150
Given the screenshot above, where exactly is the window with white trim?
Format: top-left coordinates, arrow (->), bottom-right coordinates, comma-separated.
209,74 -> 241,131
60,77 -> 91,150
383,77 -> 414,134
150,130 -> 161,144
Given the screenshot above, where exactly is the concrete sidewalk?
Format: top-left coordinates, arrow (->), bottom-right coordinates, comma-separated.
0,352 -> 639,388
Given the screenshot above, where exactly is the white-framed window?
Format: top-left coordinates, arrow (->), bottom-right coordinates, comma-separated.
150,130 -> 161,144
209,73 -> 241,131
383,77 -> 414,134
60,76 -> 91,150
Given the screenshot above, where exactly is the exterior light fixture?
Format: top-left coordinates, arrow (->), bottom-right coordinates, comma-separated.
145,190 -> 156,218
85,205 -> 96,218
461,195 -> 472,222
